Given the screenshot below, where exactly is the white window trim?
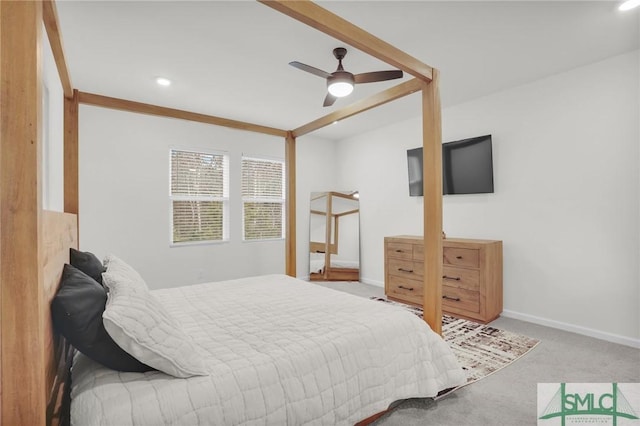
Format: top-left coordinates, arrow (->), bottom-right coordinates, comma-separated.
241,155 -> 285,242
169,148 -> 230,246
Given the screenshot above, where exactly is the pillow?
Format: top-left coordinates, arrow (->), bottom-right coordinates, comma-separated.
70,248 -> 105,285
102,263 -> 208,378
103,254 -> 148,292
51,264 -> 153,373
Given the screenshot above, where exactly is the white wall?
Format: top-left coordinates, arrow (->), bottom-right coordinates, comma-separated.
294,137 -> 340,277
79,106 -> 337,288
337,51 -> 639,344
42,24 -> 64,212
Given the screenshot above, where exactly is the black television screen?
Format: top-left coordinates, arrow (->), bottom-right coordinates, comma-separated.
407,147 -> 424,196
407,134 -> 494,196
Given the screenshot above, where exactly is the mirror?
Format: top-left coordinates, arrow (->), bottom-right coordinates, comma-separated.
309,191 -> 360,281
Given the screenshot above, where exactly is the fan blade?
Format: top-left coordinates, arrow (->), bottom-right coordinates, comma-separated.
289,61 -> 332,79
323,93 -> 337,107
354,70 -> 403,84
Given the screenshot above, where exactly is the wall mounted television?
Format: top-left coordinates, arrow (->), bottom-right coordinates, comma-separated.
407,134 -> 494,196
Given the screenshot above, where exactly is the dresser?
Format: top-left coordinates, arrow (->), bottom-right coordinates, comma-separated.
384,235 -> 503,323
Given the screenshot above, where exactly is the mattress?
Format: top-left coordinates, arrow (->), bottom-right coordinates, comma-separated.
71,274 -> 465,425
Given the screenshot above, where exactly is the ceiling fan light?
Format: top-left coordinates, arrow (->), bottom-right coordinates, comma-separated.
328,81 -> 354,97
619,0 -> 640,10
327,72 -> 355,98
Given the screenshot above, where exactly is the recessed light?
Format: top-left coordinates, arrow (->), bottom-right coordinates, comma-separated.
332,121 -> 338,125
619,0 -> 640,11
155,77 -> 171,87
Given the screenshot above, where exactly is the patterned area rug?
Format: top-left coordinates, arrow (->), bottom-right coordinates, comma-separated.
370,297 -> 540,396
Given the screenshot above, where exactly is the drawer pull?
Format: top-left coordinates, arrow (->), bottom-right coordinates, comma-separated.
398,268 -> 414,273
443,295 -> 461,302
456,256 -> 463,259
395,249 -> 404,253
398,285 -> 414,291
443,275 -> 461,281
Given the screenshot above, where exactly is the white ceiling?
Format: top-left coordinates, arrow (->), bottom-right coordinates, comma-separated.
56,1 -> 639,141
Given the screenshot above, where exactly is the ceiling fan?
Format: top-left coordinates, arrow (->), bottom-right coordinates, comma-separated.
290,47 -> 403,107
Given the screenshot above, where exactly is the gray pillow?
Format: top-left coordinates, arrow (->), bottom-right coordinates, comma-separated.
70,248 -> 105,285
51,264 -> 154,373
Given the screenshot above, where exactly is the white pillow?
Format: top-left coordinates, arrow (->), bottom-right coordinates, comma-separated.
103,254 -> 148,292
102,258 -> 208,378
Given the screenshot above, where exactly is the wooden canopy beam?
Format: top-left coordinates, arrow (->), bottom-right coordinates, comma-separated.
293,78 -> 421,137
64,90 -> 79,215
335,208 -> 359,218
43,0 -> 73,98
259,0 -> 433,82
312,191 -> 359,202
78,91 -> 289,138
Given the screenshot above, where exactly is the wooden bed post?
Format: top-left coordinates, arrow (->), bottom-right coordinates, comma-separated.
0,1 -> 47,424
323,194 -> 332,280
64,89 -> 79,215
421,71 -> 443,335
285,131 -> 296,277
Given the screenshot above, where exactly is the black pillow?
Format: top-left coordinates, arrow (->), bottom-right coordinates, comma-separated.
51,264 -> 154,373
70,248 -> 105,285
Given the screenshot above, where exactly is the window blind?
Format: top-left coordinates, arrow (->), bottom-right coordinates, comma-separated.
170,149 -> 228,243
242,157 -> 285,241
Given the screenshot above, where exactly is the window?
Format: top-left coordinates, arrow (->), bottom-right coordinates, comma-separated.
242,156 -> 285,241
170,149 -> 228,244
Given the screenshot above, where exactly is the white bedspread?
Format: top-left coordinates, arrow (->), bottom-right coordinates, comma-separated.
71,274 -> 465,425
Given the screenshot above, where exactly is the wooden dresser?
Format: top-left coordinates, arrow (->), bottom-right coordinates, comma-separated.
384,235 -> 503,323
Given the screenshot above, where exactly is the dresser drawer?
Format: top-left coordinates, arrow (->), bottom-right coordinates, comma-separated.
388,258 -> 423,279
413,244 -> 424,260
442,266 -> 480,291
443,247 -> 479,269
388,275 -> 423,298
442,286 -> 480,313
385,236 -> 502,324
386,242 -> 413,260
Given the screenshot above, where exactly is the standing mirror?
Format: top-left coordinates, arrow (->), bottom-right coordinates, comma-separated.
309,191 -> 360,281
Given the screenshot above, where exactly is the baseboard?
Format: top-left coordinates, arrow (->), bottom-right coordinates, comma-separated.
501,309 -> 640,349
360,277 -> 384,287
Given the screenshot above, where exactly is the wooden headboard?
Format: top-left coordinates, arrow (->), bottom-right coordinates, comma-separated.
42,211 -> 78,425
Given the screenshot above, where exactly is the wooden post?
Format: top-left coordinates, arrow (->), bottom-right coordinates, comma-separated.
0,1 -> 46,424
285,132 -> 296,277
323,194 -> 332,280
421,70 -> 443,335
64,89 -> 79,215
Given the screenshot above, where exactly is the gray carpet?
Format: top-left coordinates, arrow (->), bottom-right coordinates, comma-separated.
313,281 -> 640,426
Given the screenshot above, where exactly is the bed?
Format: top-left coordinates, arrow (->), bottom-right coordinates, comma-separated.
70,272 -> 465,425
3,1 -> 446,424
